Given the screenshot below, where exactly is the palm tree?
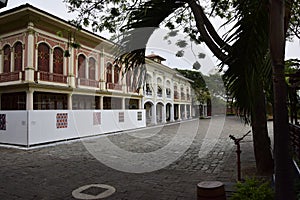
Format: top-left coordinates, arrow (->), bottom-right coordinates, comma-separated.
65,0 -> 298,197
119,0 -> 275,175
270,0 -> 295,198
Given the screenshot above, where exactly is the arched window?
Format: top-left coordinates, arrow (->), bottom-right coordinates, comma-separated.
78,54 -> 86,78
53,47 -> 64,74
186,87 -> 190,100
181,87 -> 185,100
38,43 -> 50,72
157,77 -> 162,97
88,57 -> 96,80
174,85 -> 178,99
3,45 -> 11,73
106,62 -> 112,83
114,64 -> 120,84
14,42 -> 23,72
166,80 -> 171,98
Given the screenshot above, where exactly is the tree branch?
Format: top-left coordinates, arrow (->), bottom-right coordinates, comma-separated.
199,6 -> 232,53
188,0 -> 230,64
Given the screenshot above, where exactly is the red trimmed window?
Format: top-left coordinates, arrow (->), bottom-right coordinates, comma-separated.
14,42 -> 23,72
3,45 -> 11,73
106,62 -> 112,83
89,57 -> 96,80
38,43 -> 50,72
53,47 -> 63,74
78,54 -> 86,78
114,65 -> 120,84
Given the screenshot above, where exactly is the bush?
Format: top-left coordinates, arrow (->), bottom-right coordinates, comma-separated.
230,177 -> 274,200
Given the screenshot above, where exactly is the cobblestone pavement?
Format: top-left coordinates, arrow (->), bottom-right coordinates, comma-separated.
0,116 -> 269,200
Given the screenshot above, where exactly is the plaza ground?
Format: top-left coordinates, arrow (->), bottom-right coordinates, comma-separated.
0,116 -> 272,200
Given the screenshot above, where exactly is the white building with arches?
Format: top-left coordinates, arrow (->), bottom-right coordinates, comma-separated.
143,54 -> 193,125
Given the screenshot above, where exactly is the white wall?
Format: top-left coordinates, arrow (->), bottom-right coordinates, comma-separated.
0,110 -> 146,146
0,111 -> 28,146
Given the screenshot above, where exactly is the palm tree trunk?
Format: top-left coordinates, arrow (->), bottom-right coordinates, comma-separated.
270,0 -> 295,199
251,83 -> 274,175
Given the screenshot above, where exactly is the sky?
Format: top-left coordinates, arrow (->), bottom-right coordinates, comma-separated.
2,0 -> 299,75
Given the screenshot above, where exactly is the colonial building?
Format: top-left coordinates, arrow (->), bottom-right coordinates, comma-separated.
143,54 -> 193,125
0,4 -> 192,125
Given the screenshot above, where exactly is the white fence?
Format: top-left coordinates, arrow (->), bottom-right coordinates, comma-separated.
0,110 -> 146,147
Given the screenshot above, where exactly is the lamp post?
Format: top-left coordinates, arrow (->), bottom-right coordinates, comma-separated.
0,0 -> 8,9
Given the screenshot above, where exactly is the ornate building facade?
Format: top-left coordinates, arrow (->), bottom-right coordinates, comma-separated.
0,4 -> 192,125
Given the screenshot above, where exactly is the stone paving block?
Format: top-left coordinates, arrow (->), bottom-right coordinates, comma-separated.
0,117 -> 266,199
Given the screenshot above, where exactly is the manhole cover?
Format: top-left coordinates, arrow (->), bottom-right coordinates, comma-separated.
72,184 -> 116,199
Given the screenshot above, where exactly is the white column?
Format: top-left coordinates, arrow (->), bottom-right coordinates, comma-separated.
100,50 -> 105,90
49,49 -> 53,73
95,55 -> 99,81
63,57 -> 67,76
22,43 -> 25,71
68,47 -> 75,87
10,47 -> 14,72
26,90 -> 34,110
122,97 -> 126,110
184,104 -> 187,119
67,93 -> 72,110
26,22 -> 35,82
152,104 -> 157,125
0,50 -> 3,73
170,104 -> 175,122
162,104 -> 167,123
153,72 -> 157,101
178,104 -> 182,120
99,96 -> 103,110
111,65 -> 114,83
162,76 -> 166,99
85,59 -> 89,79
189,104 -> 192,119
138,99 -> 142,109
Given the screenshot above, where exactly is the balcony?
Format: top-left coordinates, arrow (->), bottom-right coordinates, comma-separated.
0,71 -> 23,83
107,82 -> 122,90
37,71 -> 67,83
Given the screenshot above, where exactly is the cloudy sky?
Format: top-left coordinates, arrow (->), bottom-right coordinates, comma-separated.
2,0 -> 299,74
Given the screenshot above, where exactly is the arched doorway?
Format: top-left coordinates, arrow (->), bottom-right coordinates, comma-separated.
144,101 -> 154,125
156,102 -> 164,123
166,103 -> 172,122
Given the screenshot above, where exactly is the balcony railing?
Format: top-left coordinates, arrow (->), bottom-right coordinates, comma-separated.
107,82 -> 122,90
128,86 -> 137,93
38,71 -> 67,83
0,71 -> 22,82
77,78 -> 99,88
146,90 -> 152,96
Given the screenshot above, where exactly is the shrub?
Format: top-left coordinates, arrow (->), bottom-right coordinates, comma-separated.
230,177 -> 274,200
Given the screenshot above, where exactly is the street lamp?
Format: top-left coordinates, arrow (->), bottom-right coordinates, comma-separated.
0,0 -> 8,9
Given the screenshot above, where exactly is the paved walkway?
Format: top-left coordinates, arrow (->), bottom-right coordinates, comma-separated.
0,116 -> 271,200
